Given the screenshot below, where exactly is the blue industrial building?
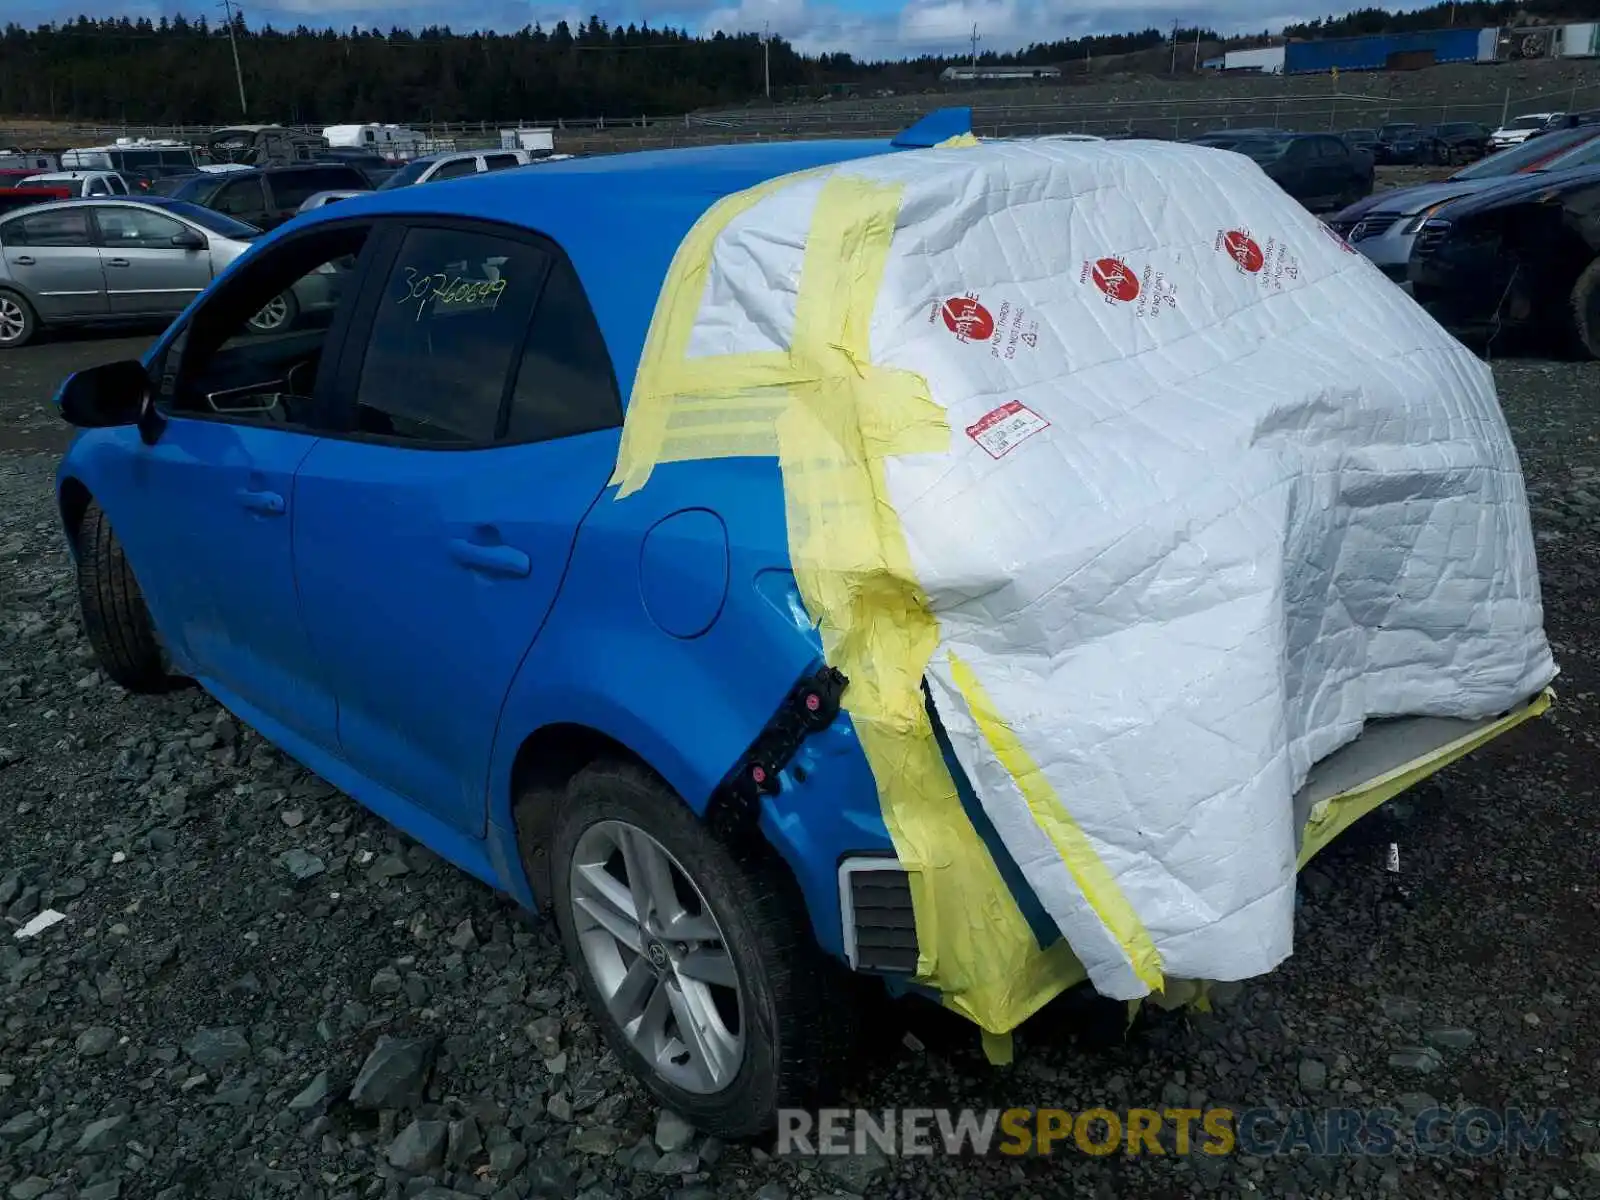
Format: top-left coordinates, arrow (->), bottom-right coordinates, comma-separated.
1284,27 -> 1496,73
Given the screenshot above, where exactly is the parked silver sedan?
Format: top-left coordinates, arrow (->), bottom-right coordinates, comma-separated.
0,196 -> 339,349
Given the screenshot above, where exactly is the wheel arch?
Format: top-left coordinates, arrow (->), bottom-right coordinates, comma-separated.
58,474 -> 93,555
508,721 -> 661,908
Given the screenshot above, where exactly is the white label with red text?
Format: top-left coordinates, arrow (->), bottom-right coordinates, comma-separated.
967,401 -> 1050,459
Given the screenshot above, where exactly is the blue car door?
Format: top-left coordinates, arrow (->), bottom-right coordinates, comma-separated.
80,223 -> 379,749
292,221 -> 623,835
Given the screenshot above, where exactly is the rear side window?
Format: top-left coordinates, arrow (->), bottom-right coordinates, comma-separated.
212,177 -> 266,219
268,168 -> 364,209
4,210 -> 92,247
506,254 -> 620,443
428,157 -> 479,182
354,225 -> 547,444
482,153 -> 521,171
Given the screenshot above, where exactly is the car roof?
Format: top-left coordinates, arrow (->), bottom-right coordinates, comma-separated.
286,136 -> 903,388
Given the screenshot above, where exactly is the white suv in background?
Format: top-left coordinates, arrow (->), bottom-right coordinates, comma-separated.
1488,112 -> 1562,151
20,170 -> 130,197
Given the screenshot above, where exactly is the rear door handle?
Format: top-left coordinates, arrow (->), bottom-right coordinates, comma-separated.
448,539 -> 531,578
105,258 -> 130,268
13,256 -> 33,266
236,488 -> 285,516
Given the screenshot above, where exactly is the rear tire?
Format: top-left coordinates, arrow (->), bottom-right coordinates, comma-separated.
0,289 -> 37,350
1569,258 -> 1600,360
246,289 -> 300,334
547,761 -> 855,1138
75,499 -> 173,693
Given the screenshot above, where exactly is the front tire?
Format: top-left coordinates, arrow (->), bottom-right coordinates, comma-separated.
75,499 -> 172,693
1569,257 -> 1600,359
548,761 -> 853,1138
0,289 -> 37,350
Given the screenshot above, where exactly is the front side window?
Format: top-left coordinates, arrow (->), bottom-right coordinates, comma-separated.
4,210 -> 92,247
161,225 -> 371,425
213,178 -> 266,219
94,206 -> 188,248
354,225 -> 546,444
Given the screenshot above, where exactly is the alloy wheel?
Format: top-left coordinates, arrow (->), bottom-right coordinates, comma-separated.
567,819 -> 745,1095
0,297 -> 25,344
248,295 -> 290,332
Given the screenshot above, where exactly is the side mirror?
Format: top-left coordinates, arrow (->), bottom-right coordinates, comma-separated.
55,359 -> 165,444
171,229 -> 206,250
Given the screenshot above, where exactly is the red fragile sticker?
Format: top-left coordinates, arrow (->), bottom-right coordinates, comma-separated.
1219,229 -> 1265,274
1087,257 -> 1141,303
966,401 -> 1050,459
939,295 -> 995,342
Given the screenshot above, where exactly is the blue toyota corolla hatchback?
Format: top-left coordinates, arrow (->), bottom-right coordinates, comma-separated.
50,118 -> 984,1137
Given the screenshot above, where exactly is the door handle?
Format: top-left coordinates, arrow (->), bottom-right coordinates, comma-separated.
13,256 -> 33,266
105,258 -> 131,268
448,538 -> 531,578
236,488 -> 285,516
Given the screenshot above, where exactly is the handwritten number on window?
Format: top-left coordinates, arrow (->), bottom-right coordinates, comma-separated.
397,265 -> 508,322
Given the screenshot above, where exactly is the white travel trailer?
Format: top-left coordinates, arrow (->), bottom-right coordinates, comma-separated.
323,124 -> 429,159
499,127 -> 557,156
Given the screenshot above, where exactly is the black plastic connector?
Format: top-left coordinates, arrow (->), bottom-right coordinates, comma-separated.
710,664 -> 848,825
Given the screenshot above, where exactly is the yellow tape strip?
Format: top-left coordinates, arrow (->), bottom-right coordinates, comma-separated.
613,165 -> 1087,1034
947,651 -> 1166,993
1297,687 -> 1553,869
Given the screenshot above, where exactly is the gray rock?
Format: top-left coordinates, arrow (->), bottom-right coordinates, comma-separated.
446,1116 -> 482,1167
1380,996 -> 1421,1022
369,854 -> 411,881
447,918 -> 477,950
546,1091 -> 573,1122
655,1110 -> 695,1153
524,1157 -> 576,1199
387,1119 -> 448,1173
651,1148 -> 701,1175
184,1027 -> 250,1072
287,1070 -> 331,1112
487,1142 -> 527,1176
370,966 -> 403,996
569,1126 -> 623,1155
76,1025 -> 117,1056
0,1113 -> 43,1143
753,1186 -> 790,1200
349,1037 -> 434,1111
80,1182 -> 121,1200
1424,1027 -> 1476,1050
1298,1059 -> 1327,1091
279,849 -> 325,881
76,1114 -> 129,1153
1388,1046 -> 1445,1074
528,1015 -> 562,1058
9,1178 -> 51,1200
818,1145 -> 890,1192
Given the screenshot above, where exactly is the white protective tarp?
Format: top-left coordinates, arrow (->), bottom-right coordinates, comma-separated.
689,137 -> 1558,998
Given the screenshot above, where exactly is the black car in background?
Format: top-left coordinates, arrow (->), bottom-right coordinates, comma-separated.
164,162 -> 371,230
1229,132 -> 1374,212
1424,122 -> 1492,165
1409,162 -> 1600,356
1342,128 -> 1381,157
1377,122 -> 1427,164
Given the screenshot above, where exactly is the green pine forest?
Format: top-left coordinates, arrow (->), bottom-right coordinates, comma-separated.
0,0 -> 1593,125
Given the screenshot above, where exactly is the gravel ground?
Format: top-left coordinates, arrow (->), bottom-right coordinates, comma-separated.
2,330 -> 1599,1200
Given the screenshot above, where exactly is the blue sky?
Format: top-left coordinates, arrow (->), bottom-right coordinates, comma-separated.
8,0 -> 1319,57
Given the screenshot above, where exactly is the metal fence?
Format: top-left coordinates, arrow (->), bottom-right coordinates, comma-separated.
8,76 -> 1600,152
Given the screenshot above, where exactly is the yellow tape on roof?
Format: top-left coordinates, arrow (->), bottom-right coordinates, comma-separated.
610,165 -> 1136,1034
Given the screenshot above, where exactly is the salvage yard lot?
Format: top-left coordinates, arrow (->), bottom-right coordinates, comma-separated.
2,331 -> 1600,1199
